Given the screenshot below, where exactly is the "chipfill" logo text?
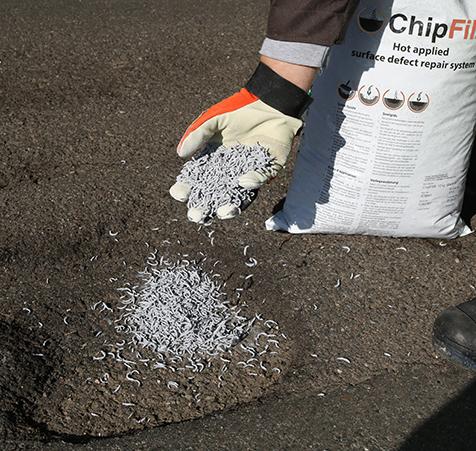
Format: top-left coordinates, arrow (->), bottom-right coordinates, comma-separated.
389,14 -> 476,43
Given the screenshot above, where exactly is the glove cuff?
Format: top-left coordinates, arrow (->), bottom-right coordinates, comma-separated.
245,62 -> 313,119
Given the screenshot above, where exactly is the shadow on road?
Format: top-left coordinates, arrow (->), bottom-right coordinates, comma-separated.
399,378 -> 476,451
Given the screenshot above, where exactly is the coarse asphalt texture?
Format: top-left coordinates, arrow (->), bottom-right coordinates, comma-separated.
1,0 -> 476,449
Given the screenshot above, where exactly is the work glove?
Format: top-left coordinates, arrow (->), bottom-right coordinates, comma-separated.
170,62 -> 313,222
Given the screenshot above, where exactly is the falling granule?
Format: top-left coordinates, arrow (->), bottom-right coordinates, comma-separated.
176,144 -> 274,220
117,257 -> 255,364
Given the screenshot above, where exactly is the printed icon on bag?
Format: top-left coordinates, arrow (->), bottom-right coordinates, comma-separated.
358,8 -> 386,33
358,85 -> 380,106
408,92 -> 430,113
383,90 -> 406,110
338,81 -> 356,101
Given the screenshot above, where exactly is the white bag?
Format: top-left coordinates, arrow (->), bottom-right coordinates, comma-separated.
267,0 -> 475,238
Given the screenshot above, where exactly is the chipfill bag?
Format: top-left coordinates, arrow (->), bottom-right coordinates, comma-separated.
267,0 -> 475,238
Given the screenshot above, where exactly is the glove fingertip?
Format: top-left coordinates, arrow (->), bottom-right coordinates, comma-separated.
169,182 -> 191,203
216,205 -> 240,220
177,141 -> 194,159
187,207 -> 208,224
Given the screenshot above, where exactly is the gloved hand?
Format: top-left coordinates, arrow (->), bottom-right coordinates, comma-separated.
170,62 -> 313,222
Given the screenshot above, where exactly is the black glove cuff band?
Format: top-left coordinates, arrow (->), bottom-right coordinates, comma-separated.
245,62 -> 313,118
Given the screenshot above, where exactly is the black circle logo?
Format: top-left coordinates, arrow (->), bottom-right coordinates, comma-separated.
338,81 -> 356,101
358,8 -> 386,33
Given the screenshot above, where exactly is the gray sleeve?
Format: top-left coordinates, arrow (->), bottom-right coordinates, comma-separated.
259,37 -> 330,68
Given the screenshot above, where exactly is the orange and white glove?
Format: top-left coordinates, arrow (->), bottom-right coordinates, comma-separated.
170,62 -> 313,221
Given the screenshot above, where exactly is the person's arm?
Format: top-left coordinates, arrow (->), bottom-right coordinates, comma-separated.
171,0 -> 359,223
259,55 -> 318,92
261,0 -> 359,69
267,0 -> 359,45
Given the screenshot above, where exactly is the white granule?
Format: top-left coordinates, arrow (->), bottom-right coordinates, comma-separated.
177,144 -> 273,218
117,257 -> 254,362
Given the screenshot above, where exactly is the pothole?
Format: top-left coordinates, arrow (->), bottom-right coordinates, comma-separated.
30,247 -> 292,437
